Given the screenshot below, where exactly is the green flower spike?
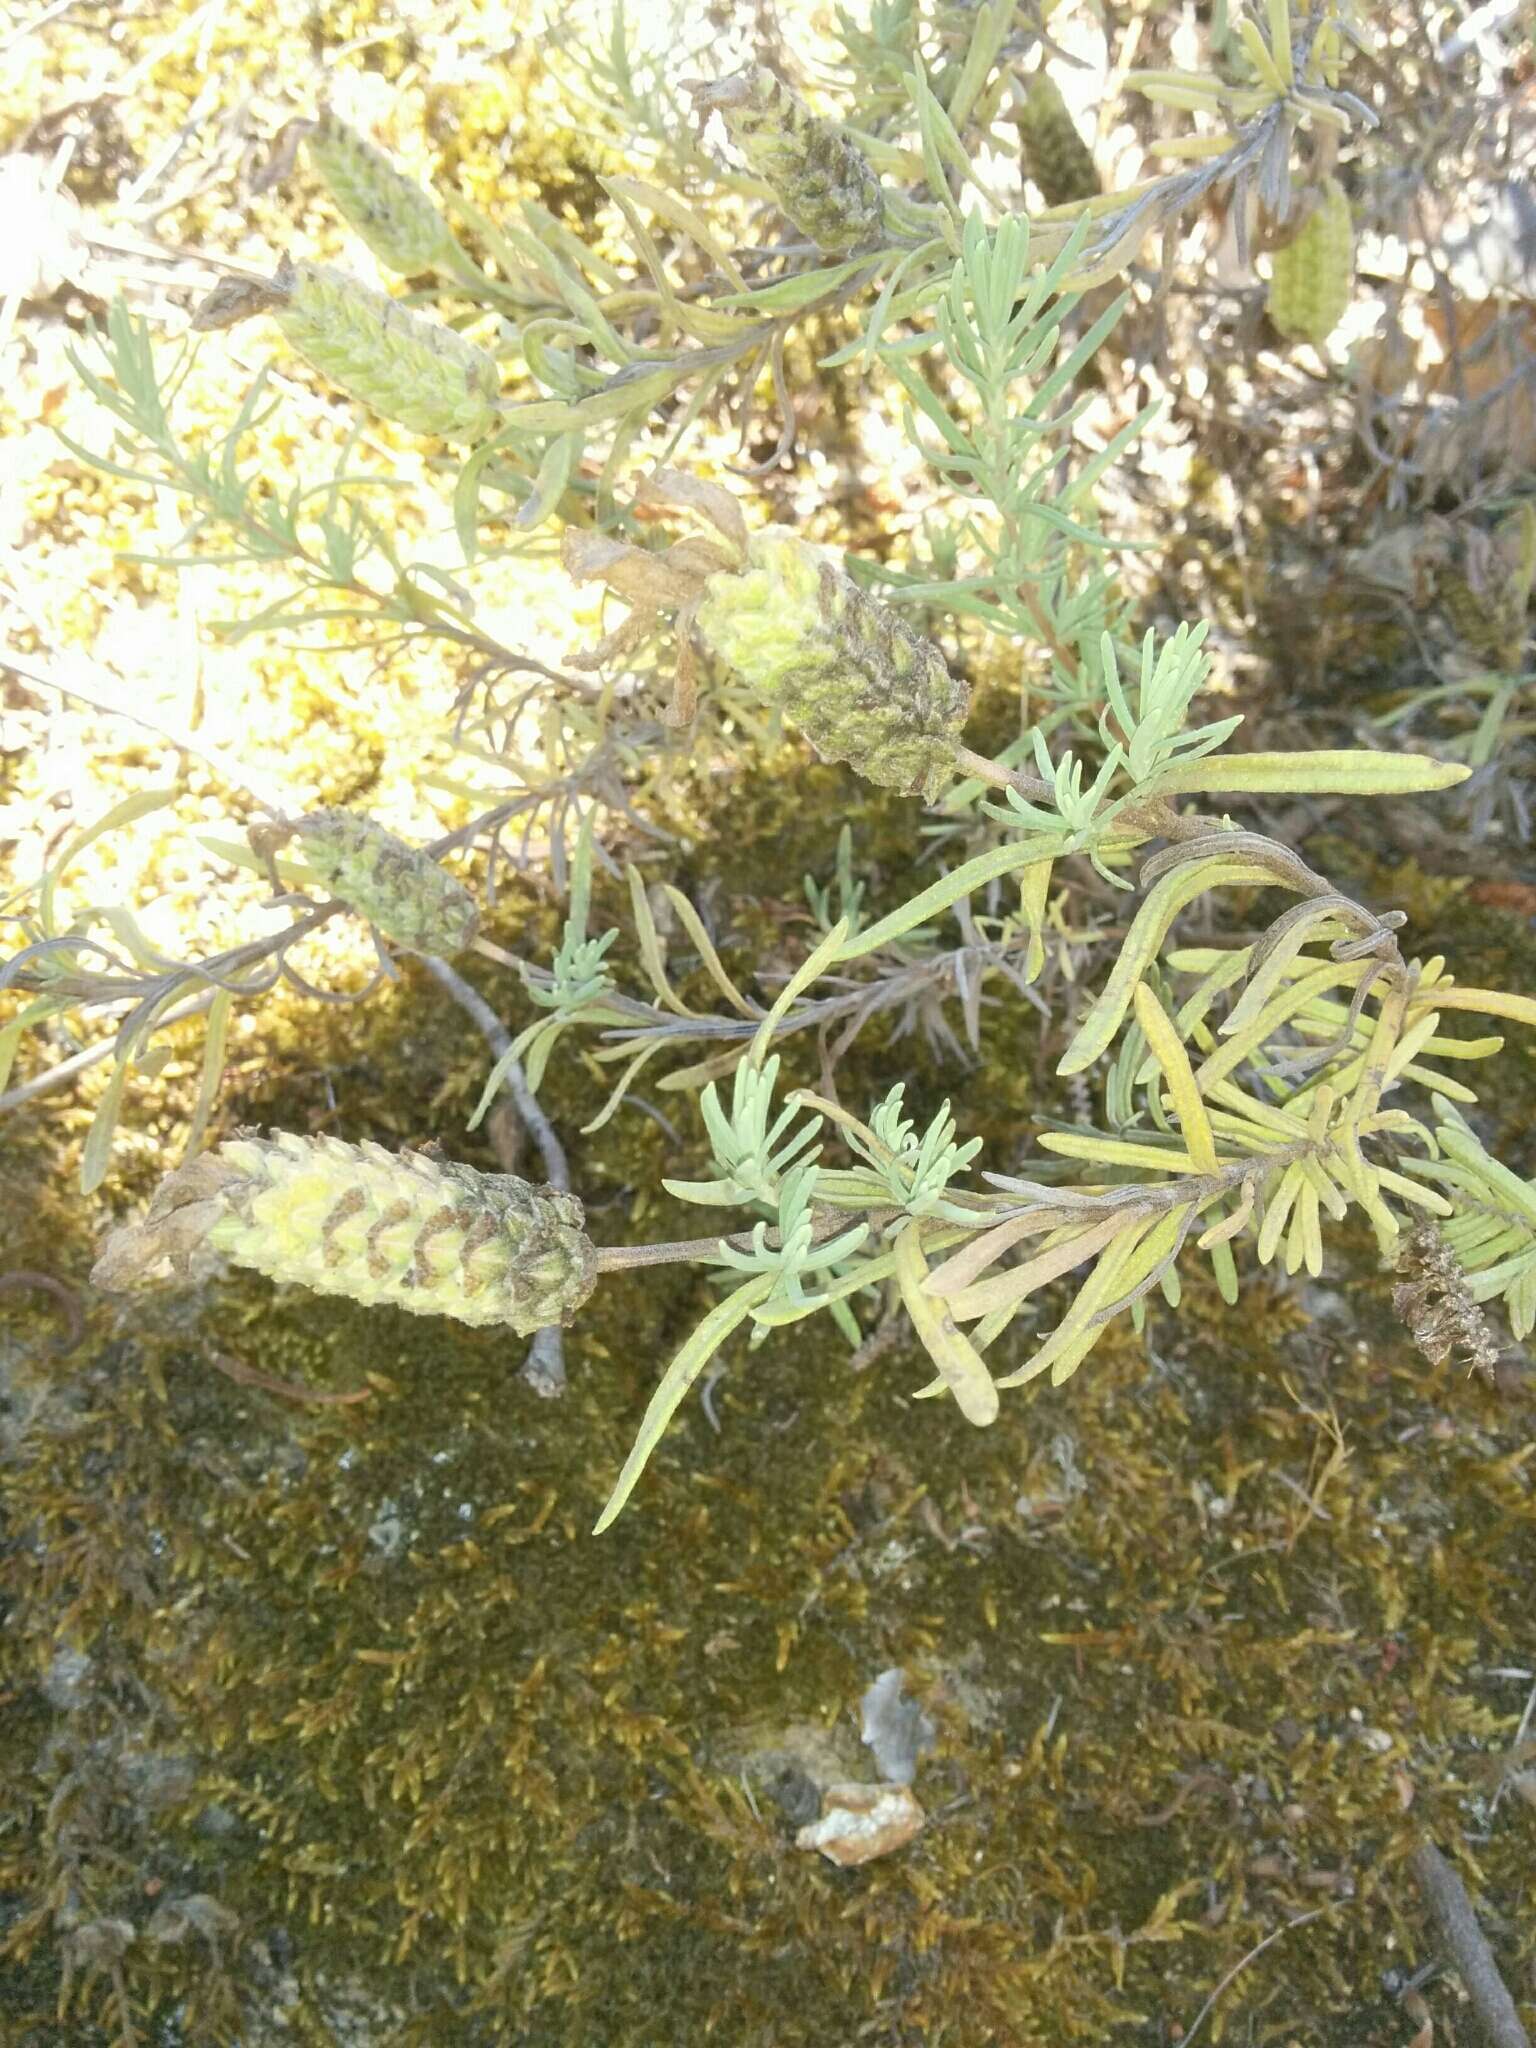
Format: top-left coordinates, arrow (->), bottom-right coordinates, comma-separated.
306,108 -> 456,275
92,1131 -> 597,1336
689,66 -> 885,256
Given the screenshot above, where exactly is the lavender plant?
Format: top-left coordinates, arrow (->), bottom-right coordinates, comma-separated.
6,4 -> 1534,1539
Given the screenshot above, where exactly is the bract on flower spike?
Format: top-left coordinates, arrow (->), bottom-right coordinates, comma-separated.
689,67 -> 885,256
92,1131 -> 597,1335
191,258 -> 499,440
281,809 -> 481,955
1436,511 -> 1536,672
306,107 -> 456,275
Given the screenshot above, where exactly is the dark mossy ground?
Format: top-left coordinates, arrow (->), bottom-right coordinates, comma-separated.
2,757 -> 1534,2048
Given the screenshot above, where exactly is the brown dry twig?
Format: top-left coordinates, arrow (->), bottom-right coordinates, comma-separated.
0,1269 -> 86,1355
209,1351 -> 372,1408
1409,1841 -> 1531,2048
1132,1768 -> 1239,1829
1179,1906 -> 1334,2046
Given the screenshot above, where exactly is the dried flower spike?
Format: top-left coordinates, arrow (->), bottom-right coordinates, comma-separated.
288,810 -> 481,955
306,108 -> 455,275
689,67 -> 884,256
1437,568 -> 1526,671
1392,1223 -> 1500,1375
92,1132 -> 597,1335
192,258 -> 498,440
1438,510 -> 1536,671
1266,178 -> 1353,346
694,528 -> 968,800
1014,73 -> 1099,207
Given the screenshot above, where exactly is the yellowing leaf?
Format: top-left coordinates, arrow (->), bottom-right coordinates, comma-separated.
894,1220 -> 998,1425
1150,750 -> 1470,797
993,1210 -> 1165,1387
1257,1162 -> 1306,1265
1133,982 -> 1219,1173
924,1209 -> 1061,1299
1039,1132 -> 1203,1171
1420,986 -> 1536,1029
939,1211 -> 1136,1323
1196,961 -> 1369,1093
1057,859 -> 1276,1076
1019,858 -> 1052,983
1237,13 -> 1289,94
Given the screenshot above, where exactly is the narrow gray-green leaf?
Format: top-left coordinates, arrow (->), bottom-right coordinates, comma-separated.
1149,750 -> 1470,798
594,1276 -> 773,1532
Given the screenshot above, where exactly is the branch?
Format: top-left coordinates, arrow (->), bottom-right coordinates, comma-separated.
1410,1842 -> 1531,2048
0,989 -> 218,1114
420,953 -> 574,1397
1181,1907 -> 1333,2047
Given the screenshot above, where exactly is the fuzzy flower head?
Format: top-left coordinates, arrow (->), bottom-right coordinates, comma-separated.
192,258 -> 499,440
1266,178 -> 1354,346
306,108 -> 455,275
256,809 -> 481,956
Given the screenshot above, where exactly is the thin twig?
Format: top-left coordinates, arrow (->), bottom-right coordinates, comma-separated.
591,1211 -> 876,1272
1439,0 -> 1525,63
1491,1678 -> 1536,1815
518,1325 -> 567,1400
209,1349 -> 372,1407
419,957 -> 570,1192
0,0 -> 78,58
420,954 -> 572,1396
0,645 -> 294,813
0,1271 -> 86,1355
1180,1907 -> 1332,2047
1410,1842 -> 1531,2048
953,745 -> 1055,804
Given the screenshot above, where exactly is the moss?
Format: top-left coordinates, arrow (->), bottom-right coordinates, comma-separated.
4,754 -> 1535,2047
4,9 -> 1534,2015
424,40 -> 616,224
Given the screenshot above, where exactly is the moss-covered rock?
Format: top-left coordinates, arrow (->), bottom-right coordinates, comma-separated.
5,771 -> 1534,2046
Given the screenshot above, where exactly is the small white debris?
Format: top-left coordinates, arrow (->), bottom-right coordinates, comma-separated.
795,1781 -> 925,1867
859,1668 -> 936,1785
